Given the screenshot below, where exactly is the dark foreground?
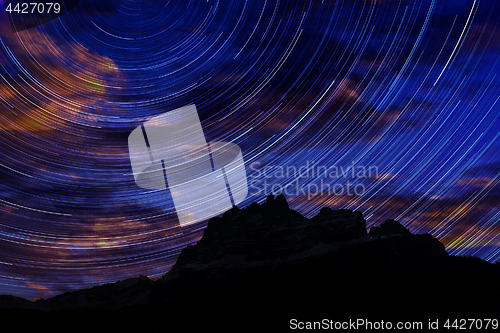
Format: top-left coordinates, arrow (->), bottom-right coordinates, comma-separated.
1,195 -> 499,332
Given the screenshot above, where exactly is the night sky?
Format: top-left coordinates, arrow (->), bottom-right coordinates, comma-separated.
0,0 -> 499,300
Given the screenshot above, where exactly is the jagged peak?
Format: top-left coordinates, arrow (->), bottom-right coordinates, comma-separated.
369,219 -> 411,237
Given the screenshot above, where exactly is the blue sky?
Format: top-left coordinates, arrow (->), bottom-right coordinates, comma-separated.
0,0 -> 499,299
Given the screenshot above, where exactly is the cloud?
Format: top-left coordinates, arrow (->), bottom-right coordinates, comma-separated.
25,281 -> 54,301
0,29 -> 123,134
285,174 -> 500,261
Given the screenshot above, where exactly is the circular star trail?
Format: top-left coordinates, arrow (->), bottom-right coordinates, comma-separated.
0,0 -> 499,300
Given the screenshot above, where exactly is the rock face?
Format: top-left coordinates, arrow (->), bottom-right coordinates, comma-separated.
1,194 -> 499,332
169,194 -> 367,268
368,218 -> 411,236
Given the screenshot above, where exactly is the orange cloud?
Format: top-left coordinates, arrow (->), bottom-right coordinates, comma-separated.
0,29 -> 123,134
25,281 -> 54,301
455,176 -> 500,189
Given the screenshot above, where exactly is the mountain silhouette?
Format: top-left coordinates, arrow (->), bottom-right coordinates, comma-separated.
1,194 -> 499,332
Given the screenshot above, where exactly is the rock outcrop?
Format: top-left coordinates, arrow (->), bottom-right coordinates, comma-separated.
1,194 -> 498,332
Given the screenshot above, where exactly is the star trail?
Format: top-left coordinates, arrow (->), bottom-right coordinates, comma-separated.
0,0 -> 499,300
